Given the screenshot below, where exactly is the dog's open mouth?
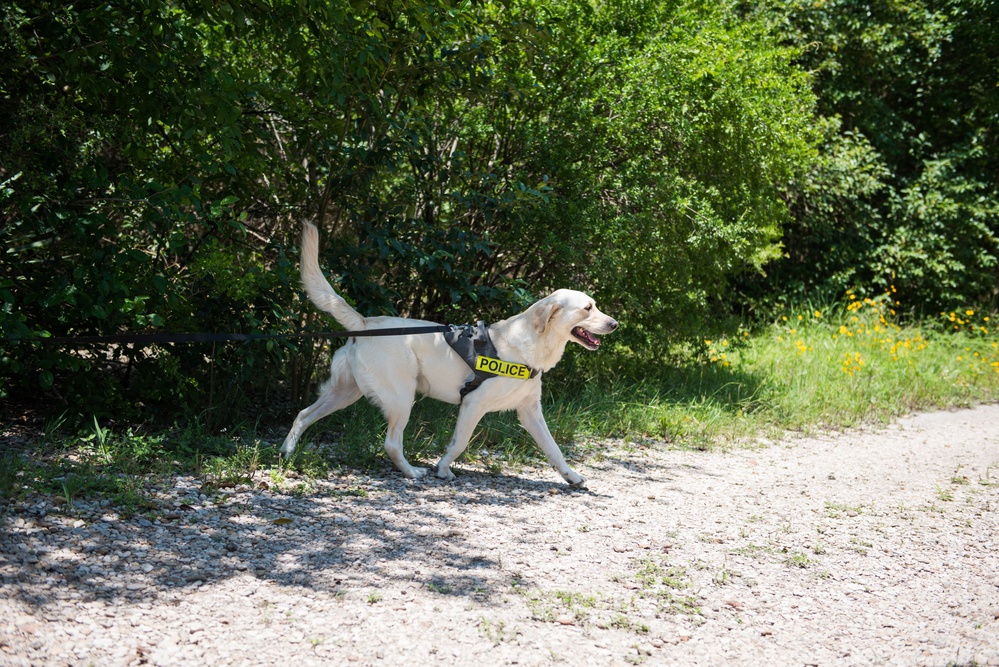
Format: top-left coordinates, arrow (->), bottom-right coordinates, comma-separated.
572,326 -> 601,349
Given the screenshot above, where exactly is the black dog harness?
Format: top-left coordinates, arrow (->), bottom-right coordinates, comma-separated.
443,321 -> 539,400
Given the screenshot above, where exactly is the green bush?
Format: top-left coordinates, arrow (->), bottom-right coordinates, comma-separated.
2,0 -> 821,422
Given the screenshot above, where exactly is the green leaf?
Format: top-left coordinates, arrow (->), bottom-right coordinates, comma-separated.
39,371 -> 54,389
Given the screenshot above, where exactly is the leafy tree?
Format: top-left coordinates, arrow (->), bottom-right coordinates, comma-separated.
743,0 -> 999,312
474,0 -> 818,348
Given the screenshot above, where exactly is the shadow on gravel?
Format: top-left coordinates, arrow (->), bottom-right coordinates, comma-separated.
1,459 -> 664,612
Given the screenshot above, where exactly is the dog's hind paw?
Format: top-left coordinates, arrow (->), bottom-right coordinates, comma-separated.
435,463 -> 457,482
564,470 -> 586,488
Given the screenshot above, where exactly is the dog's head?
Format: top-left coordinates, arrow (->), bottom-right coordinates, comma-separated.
531,289 -> 619,350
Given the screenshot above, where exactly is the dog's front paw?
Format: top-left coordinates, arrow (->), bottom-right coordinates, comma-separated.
435,462 -> 457,481
563,470 -> 586,488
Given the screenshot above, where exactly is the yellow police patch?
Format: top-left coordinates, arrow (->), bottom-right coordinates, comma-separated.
474,355 -> 532,380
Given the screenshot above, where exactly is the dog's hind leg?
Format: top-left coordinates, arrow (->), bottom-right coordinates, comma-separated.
368,375 -> 427,479
381,402 -> 428,479
280,369 -> 361,459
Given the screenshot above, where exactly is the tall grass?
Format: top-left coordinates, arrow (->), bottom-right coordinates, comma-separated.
546,292 -> 999,452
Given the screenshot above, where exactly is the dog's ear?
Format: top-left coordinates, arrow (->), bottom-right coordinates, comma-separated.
532,299 -> 563,335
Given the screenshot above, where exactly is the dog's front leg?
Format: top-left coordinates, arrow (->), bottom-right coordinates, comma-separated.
517,400 -> 586,487
435,402 -> 488,481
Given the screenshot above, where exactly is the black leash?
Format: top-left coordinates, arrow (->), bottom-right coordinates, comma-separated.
3,324 -> 459,346
6,322 -> 534,400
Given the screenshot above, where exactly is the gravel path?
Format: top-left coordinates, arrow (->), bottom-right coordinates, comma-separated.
3,404 -> 999,667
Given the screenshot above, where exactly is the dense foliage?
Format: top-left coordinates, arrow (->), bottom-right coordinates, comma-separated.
1,0 -> 995,422
741,0 -> 999,312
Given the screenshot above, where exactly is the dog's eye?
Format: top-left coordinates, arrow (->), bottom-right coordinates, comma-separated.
585,304 -> 593,312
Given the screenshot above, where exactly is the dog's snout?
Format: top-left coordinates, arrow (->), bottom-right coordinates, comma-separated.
607,318 -> 619,331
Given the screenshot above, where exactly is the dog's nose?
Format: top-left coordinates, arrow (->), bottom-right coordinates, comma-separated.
607,318 -> 619,331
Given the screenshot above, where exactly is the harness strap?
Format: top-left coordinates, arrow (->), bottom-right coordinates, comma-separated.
443,321 -> 539,400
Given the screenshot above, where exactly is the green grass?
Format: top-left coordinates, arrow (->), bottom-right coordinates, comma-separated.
542,295 -> 999,453
632,556 -> 700,616
524,589 -> 598,623
2,296 -> 997,504
0,419 -> 320,515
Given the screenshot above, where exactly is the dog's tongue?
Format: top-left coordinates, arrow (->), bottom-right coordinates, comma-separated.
573,327 -> 601,347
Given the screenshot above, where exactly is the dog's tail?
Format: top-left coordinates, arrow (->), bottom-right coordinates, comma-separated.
300,222 -> 367,332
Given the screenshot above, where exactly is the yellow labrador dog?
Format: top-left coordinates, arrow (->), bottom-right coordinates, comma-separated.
280,222 -> 618,486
